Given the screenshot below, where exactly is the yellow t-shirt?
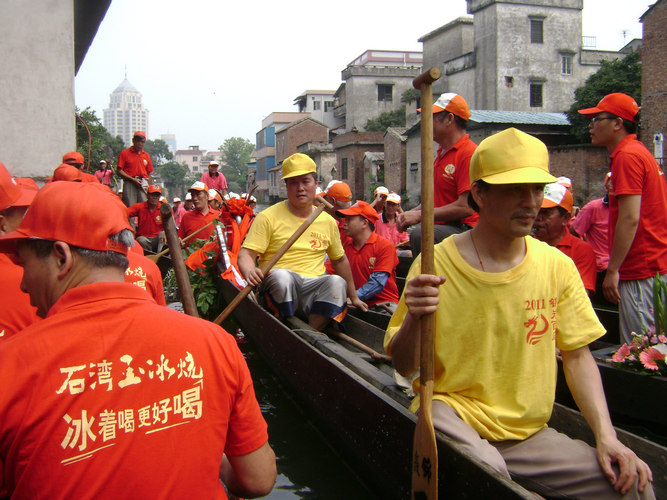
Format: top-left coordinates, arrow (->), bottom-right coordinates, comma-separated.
242,201 -> 345,278
385,236 -> 605,442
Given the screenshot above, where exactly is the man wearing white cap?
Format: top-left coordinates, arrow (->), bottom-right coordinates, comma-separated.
398,93 -> 478,256
533,183 -> 597,296
240,153 -> 367,332
200,160 -> 228,196
386,128 -> 653,499
178,181 -> 219,248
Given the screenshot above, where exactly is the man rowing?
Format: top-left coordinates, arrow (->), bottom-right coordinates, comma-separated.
386,128 -> 653,499
178,181 -> 219,249
239,153 -> 367,332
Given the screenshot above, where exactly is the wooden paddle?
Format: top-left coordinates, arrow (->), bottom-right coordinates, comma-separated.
146,221 -> 214,263
160,203 -> 199,317
213,196 -> 335,326
411,66 -> 441,500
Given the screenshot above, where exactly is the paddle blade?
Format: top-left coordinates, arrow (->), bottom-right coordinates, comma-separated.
412,381 -> 438,500
146,253 -> 160,263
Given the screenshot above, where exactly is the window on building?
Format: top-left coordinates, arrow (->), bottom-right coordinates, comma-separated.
561,54 -> 573,75
193,166 -> 199,172
313,101 -> 321,111
325,101 -> 334,112
410,163 -> 418,184
193,156 -> 198,162
378,85 -> 393,102
341,158 -> 348,179
505,76 -> 514,88
530,82 -> 544,107
376,163 -> 385,183
530,19 -> 544,43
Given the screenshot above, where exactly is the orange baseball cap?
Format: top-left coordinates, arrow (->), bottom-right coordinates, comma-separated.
418,93 -> 471,121
147,184 -> 161,194
325,181 -> 352,202
542,183 -> 573,212
0,182 -> 132,255
337,201 -> 379,224
11,178 -> 39,207
53,164 -> 83,182
577,93 -> 639,123
62,151 -> 84,165
133,131 -> 146,139
0,163 -> 23,211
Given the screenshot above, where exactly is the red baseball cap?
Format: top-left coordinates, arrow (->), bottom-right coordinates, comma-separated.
11,178 -> 39,207
53,164 -> 82,182
133,131 -> 146,139
325,181 -> 353,202
62,151 -> 84,165
577,93 -> 639,123
147,184 -> 161,194
0,182 -> 132,255
0,163 -> 23,211
337,201 -> 379,224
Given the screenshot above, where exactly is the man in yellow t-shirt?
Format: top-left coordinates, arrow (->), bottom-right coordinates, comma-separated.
239,153 -> 367,332
385,128 -> 653,499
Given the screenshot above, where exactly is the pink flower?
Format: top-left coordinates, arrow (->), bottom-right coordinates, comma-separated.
612,344 -> 631,363
659,335 -> 667,343
651,336 -> 659,345
628,355 -> 636,361
640,347 -> 666,371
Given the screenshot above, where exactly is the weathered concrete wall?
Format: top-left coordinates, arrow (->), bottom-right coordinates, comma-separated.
0,0 -> 76,177
641,1 -> 667,158
332,131 -> 384,198
383,128 -> 407,196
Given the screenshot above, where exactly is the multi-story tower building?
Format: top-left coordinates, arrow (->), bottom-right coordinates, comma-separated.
103,76 -> 149,146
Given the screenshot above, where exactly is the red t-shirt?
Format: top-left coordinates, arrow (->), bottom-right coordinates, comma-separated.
178,208 -> 220,247
125,252 -> 167,306
555,231 -> 597,293
340,232 -> 399,306
127,202 -> 163,238
0,283 -> 268,499
117,147 -> 154,179
0,254 -> 40,341
200,172 -> 229,192
608,134 -> 667,280
433,134 -> 478,227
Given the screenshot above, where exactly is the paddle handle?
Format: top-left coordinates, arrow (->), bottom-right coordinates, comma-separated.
411,66 -> 441,500
153,220 -> 214,259
160,203 -> 199,317
213,201 -> 329,326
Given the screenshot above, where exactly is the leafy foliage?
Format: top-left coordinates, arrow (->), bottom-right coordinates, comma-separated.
75,106 -> 125,175
219,137 -> 254,192
159,161 -> 190,191
364,107 -> 406,132
144,139 -> 174,166
566,51 -> 641,143
401,88 -> 421,103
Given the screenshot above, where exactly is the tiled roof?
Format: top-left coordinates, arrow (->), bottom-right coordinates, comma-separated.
469,110 -> 570,126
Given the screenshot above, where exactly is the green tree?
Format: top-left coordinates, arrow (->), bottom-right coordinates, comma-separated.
75,106 -> 125,172
364,106 -> 406,132
566,51 -> 641,143
159,161 -> 189,191
144,139 -> 173,167
219,137 -> 254,192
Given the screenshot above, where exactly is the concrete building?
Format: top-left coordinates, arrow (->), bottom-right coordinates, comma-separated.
174,146 -> 207,175
640,0 -> 667,163
383,127 -> 408,199
1,0 -> 111,177
334,50 -> 423,133
161,134 -> 177,154
420,1 -> 624,113
103,76 -> 150,147
297,141 -> 337,188
293,90 -> 343,129
253,112 -> 310,201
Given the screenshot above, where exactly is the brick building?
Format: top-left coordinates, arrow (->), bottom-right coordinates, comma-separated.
275,117 -> 328,164
640,0 -> 667,163
547,145 -> 610,206
331,131 -> 384,199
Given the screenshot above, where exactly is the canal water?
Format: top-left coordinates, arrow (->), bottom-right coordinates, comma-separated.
237,338 -> 375,499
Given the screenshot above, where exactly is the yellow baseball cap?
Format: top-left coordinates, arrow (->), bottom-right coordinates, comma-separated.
281,153 -> 317,180
469,128 -> 556,185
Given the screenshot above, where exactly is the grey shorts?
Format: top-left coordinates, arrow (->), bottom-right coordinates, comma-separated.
259,269 -> 348,326
619,273 -> 667,344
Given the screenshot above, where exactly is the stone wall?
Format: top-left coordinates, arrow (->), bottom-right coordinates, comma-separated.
548,145 -> 609,205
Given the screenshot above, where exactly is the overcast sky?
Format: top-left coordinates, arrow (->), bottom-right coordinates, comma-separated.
74,0 -> 650,153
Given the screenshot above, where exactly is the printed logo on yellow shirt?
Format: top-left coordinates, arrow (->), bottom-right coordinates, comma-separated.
524,297 -> 558,345
309,231 -> 329,250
